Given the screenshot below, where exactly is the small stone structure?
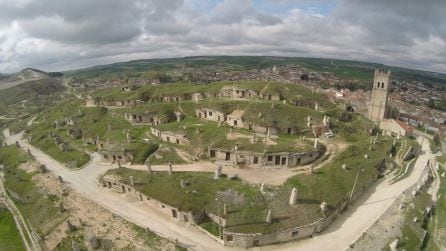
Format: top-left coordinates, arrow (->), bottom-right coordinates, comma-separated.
226,109 -> 245,129
124,112 -> 168,125
150,128 -> 189,145
289,188 -> 298,206
195,108 -> 226,123
220,85 -> 258,100
99,143 -> 134,163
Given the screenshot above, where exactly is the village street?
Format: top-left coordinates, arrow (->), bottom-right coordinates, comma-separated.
2,129 -> 433,251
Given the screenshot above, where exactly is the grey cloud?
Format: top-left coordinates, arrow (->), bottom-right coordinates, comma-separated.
211,0 -> 281,25
1,0 -> 446,74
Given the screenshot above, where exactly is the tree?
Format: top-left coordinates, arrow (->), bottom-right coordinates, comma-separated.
300,74 -> 309,81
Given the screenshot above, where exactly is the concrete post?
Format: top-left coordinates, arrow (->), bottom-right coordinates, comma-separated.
42,188 -> 49,198
223,203 -> 227,216
214,165 -> 222,179
389,239 -> 398,251
260,183 -> 265,194
175,111 -> 182,122
320,201 -> 327,213
146,161 -> 152,174
289,188 -> 298,206
130,176 -> 134,186
168,163 -> 173,175
314,138 -> 318,149
266,209 -> 272,224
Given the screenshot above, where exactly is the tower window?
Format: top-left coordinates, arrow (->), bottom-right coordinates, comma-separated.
381,82 -> 385,88
377,82 -> 380,88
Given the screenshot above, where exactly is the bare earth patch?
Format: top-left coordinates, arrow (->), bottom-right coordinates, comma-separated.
31,166 -> 175,250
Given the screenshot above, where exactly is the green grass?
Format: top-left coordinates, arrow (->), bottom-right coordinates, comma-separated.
424,162 -> 446,250
0,208 -> 25,251
285,136 -> 391,206
396,191 -> 432,251
30,133 -> 90,168
199,219 -> 220,236
106,169 -> 268,228
0,146 -> 66,237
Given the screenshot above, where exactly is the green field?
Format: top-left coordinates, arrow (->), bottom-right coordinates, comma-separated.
0,208 -> 25,251
67,56 -> 446,88
424,162 -> 446,250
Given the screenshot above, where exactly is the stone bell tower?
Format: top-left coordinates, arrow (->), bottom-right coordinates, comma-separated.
368,69 -> 391,123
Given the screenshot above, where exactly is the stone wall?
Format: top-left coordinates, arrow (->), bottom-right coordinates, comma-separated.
208,147 -> 323,168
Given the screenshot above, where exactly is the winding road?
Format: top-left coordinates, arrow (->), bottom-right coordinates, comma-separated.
2,128 -> 433,251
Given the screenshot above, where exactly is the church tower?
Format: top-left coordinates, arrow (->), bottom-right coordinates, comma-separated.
368,69 -> 391,123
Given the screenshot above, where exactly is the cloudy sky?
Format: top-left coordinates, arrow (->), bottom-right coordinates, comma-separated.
0,0 -> 445,73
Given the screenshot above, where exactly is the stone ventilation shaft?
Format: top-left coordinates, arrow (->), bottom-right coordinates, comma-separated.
289,188 -> 298,206
368,69 -> 391,123
175,111 -> 182,122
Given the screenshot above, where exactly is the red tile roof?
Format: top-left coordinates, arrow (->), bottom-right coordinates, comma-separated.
395,120 -> 414,133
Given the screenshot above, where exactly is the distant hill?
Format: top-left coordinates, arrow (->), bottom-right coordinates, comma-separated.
0,78 -> 65,106
0,68 -> 63,91
66,56 -> 446,86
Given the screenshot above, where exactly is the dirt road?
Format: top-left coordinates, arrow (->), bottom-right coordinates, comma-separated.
260,137 -> 433,251
3,128 -> 433,251
3,129 -> 240,251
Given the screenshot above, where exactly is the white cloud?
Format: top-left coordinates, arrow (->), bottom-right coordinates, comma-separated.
0,0 -> 446,73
